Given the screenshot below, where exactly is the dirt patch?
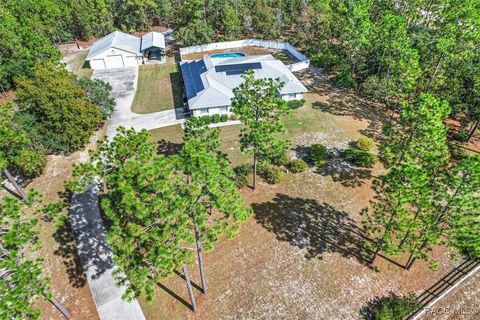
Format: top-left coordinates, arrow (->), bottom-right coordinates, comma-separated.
182,46 -> 298,65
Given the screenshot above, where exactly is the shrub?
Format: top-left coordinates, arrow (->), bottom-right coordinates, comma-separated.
212,114 -> 221,123
355,137 -> 374,152
287,99 -> 306,109
258,162 -> 284,184
288,159 -> 307,173
308,144 -> 330,166
230,113 -> 239,120
233,164 -> 251,188
369,295 -> 418,320
200,115 -> 211,125
220,114 -> 229,122
344,148 -> 376,167
335,68 -> 357,89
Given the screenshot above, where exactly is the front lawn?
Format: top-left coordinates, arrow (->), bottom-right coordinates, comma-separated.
132,62 -> 184,114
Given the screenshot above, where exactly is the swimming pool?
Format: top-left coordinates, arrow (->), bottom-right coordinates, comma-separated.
210,52 -> 246,58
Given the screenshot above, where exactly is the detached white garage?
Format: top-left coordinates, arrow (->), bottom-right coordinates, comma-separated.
86,31 -> 142,69
86,31 -> 166,70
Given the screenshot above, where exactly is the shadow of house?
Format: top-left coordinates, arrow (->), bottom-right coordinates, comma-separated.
253,194 -> 374,264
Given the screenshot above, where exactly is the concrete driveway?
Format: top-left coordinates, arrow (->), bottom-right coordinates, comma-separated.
92,66 -> 187,138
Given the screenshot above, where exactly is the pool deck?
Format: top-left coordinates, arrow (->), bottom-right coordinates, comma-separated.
181,46 -> 299,64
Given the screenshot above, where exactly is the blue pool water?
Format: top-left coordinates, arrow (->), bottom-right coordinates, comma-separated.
211,52 -> 246,58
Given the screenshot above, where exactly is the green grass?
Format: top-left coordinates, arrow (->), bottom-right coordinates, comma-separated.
132,62 -> 184,114
70,51 -> 93,78
149,124 -> 250,167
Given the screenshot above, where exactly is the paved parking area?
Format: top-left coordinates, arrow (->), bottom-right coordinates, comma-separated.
92,67 -> 187,138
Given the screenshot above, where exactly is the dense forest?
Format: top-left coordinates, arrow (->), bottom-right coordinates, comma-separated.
1,0 -> 479,140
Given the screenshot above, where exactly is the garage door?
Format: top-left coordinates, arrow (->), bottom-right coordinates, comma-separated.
124,56 -> 139,67
90,59 -> 106,69
105,55 -> 124,68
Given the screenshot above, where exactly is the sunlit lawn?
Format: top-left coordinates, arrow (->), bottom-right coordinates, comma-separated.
132,62 -> 184,114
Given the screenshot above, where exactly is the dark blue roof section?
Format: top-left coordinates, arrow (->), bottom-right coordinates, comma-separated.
215,62 -> 262,74
180,60 -> 207,100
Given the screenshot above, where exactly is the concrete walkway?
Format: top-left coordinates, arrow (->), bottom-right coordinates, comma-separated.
70,183 -> 146,320
92,67 -> 188,138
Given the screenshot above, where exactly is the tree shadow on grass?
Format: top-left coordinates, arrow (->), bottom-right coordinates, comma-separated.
253,194 -> 374,265
156,139 -> 184,156
311,96 -> 387,145
317,158 -> 373,188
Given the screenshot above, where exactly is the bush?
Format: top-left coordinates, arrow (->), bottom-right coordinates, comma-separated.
288,159 -> 308,173
369,295 -> 418,320
212,114 -> 221,123
230,113 -> 240,120
335,68 -> 357,89
233,164 -> 251,188
287,99 -> 306,109
200,115 -> 211,125
355,137 -> 374,152
220,114 -> 229,122
344,148 -> 376,167
308,144 -> 330,166
258,162 -> 284,184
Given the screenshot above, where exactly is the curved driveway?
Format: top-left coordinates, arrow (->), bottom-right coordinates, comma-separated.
92,67 -> 187,138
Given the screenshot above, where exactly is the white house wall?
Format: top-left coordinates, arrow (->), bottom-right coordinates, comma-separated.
88,47 -> 141,69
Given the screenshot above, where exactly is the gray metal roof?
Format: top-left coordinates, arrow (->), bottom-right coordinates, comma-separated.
86,31 -> 142,60
141,32 -> 166,51
180,55 -> 308,110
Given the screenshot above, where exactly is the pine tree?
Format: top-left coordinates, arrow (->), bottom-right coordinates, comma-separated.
176,119 -> 252,293
231,70 -> 290,190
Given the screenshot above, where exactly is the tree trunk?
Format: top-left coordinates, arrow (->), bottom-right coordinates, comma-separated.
182,265 -> 197,312
467,119 -> 479,142
406,254 -> 416,270
3,169 -> 27,200
428,53 -> 444,89
252,154 -> 257,190
49,297 -> 72,320
194,224 -> 207,294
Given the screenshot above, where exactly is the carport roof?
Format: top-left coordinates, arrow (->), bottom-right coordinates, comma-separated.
141,32 -> 166,51
86,31 -> 142,60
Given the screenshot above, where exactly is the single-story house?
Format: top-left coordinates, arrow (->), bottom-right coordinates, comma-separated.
86,31 -> 166,69
179,54 -> 308,117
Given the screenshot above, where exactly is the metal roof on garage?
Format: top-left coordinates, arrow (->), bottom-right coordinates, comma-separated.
141,32 -> 166,51
86,31 -> 142,60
